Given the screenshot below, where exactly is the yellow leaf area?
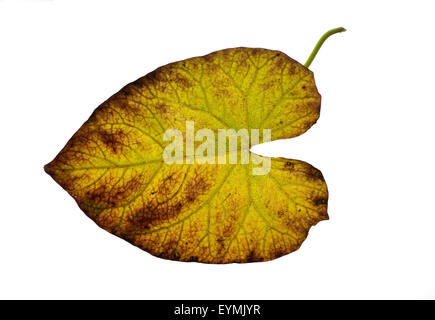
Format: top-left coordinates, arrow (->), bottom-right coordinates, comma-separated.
45,48 -> 328,263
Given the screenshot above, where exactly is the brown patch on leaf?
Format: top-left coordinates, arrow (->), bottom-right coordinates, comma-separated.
284,161 -> 295,170
172,71 -> 193,89
125,168 -> 213,232
312,196 -> 328,207
245,249 -> 264,263
83,174 -> 144,207
304,165 -> 324,181
184,173 -> 211,204
97,129 -> 127,154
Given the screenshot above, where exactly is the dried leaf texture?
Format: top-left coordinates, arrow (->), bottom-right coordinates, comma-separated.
45,48 -> 328,263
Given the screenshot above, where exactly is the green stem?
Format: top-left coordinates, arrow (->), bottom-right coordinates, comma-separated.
304,27 -> 346,68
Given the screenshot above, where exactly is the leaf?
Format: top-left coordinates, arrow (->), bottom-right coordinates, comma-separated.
45,47 -> 328,263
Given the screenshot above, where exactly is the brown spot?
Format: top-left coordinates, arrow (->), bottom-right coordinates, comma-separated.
287,63 -> 296,75
312,196 -> 328,206
250,48 -> 262,56
245,249 -> 264,263
115,99 -> 142,115
114,229 -> 137,244
187,256 -> 199,262
111,176 -> 143,201
124,170 -> 210,231
222,223 -> 235,238
304,165 -> 324,181
271,55 -> 285,70
158,245 -> 181,261
284,161 -> 294,170
145,69 -> 160,83
184,173 -> 211,204
125,190 -> 187,232
216,237 -> 225,255
86,109 -> 99,124
132,68 -> 169,94
154,103 -> 168,113
273,247 -> 287,259
260,79 -> 279,91
84,174 -> 144,207
172,72 -> 192,89
153,102 -> 173,119
84,183 -> 112,204
97,129 -> 127,154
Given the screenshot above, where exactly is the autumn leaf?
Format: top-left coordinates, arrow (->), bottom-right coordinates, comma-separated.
45,28 -> 345,263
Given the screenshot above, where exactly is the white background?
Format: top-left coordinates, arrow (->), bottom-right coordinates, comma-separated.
1,0 -> 434,299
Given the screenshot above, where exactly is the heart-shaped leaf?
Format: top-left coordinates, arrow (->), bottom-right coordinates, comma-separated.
45,28 -> 345,263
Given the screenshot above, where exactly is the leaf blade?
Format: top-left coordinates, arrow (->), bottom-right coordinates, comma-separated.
45,47 -> 327,263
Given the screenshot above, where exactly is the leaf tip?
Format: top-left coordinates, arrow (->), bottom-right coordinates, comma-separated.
44,162 -> 53,176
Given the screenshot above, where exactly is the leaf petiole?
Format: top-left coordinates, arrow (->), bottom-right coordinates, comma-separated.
304,27 -> 346,68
